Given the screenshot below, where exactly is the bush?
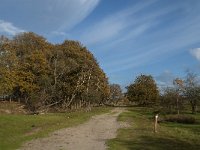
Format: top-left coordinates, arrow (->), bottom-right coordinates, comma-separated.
163,115 -> 196,124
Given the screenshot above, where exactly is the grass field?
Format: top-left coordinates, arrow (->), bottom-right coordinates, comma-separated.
107,107 -> 200,150
0,107 -> 111,150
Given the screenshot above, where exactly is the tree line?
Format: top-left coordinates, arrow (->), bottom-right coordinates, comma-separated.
125,72 -> 200,114
1,32 -> 199,114
0,32 -> 110,112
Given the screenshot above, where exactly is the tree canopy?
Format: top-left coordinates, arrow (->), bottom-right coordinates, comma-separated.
109,84 -> 123,104
0,32 -> 109,112
126,74 -> 159,106
183,72 -> 200,114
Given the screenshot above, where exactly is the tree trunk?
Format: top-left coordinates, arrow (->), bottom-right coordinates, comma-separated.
192,105 -> 196,114
54,55 -> 58,90
176,96 -> 179,114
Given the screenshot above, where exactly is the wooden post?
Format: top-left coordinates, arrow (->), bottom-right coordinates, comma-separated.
154,114 -> 158,133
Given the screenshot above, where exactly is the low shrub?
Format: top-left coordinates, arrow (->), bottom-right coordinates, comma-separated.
163,115 -> 196,124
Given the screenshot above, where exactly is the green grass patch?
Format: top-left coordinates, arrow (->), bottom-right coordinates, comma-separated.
107,107 -> 200,150
0,107 -> 111,150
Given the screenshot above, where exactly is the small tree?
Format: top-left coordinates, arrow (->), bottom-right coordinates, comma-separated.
184,72 -> 200,114
160,87 -> 184,114
126,74 -> 159,106
173,78 -> 184,114
109,84 -> 123,104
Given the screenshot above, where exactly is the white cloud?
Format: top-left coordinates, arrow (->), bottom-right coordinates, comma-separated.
80,17 -> 128,45
56,0 -> 100,31
79,0 -> 184,47
104,29 -> 200,74
101,5 -> 200,74
190,48 -> 200,61
51,31 -> 68,36
0,20 -> 25,35
79,0 -> 157,46
0,0 -> 100,34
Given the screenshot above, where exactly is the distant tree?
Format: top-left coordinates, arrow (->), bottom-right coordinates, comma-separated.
126,74 -> 159,106
173,78 -> 184,114
184,72 -> 200,114
160,87 -> 184,114
109,84 -> 123,104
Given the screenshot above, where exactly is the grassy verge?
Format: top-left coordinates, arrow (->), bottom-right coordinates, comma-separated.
0,107 -> 111,150
107,107 -> 200,150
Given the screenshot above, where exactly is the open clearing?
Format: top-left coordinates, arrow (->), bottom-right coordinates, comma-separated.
19,108 -> 125,150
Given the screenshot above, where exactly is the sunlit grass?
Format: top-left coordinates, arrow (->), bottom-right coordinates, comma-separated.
107,107 -> 200,150
0,107 -> 111,150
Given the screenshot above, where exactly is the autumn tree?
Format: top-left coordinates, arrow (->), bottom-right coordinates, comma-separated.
109,84 -> 123,104
0,36 -> 17,97
0,32 -> 110,112
47,41 -> 110,109
0,32 -> 52,110
126,74 -> 159,106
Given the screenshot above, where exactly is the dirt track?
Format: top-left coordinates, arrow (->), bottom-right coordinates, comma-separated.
19,108 -> 126,150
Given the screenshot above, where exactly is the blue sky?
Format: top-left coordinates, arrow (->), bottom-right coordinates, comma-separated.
0,0 -> 200,90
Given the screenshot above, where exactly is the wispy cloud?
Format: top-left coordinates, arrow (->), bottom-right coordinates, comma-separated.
57,0 -> 100,31
50,31 -> 68,36
0,0 -> 100,35
104,25 -> 200,74
190,48 -> 200,61
79,0 -> 157,46
98,1 -> 200,74
0,20 -> 25,35
80,17 -> 127,45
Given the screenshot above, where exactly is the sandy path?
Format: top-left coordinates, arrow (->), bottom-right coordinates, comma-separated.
19,108 -> 125,150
